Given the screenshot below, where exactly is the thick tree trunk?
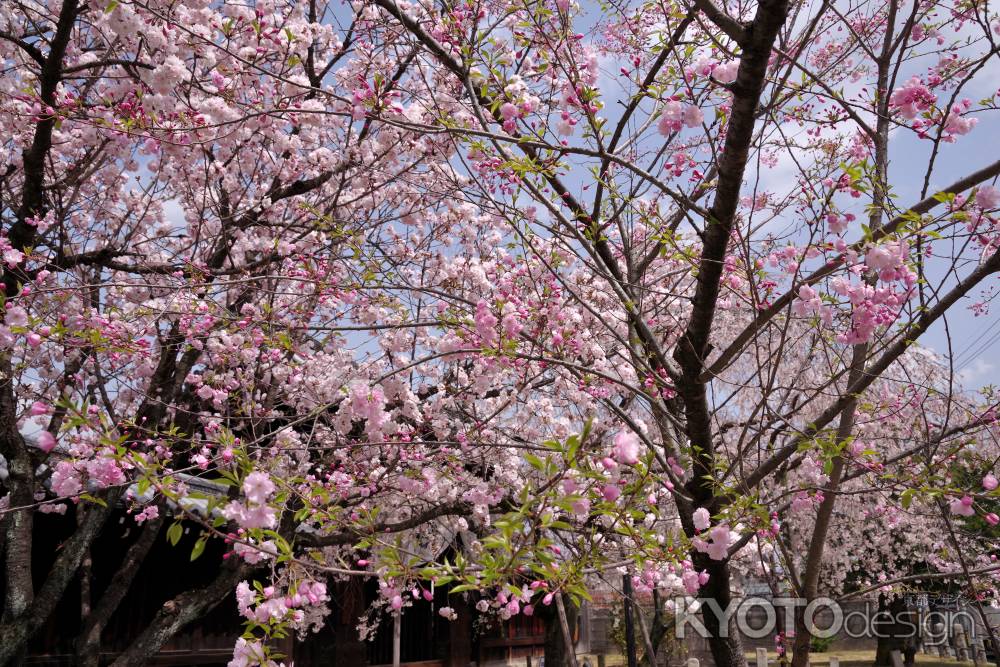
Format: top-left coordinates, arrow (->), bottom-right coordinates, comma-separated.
74,512 -> 165,667
0,0 -> 82,661
1,384 -> 34,621
0,493 -> 118,666
873,594 -> 911,666
665,0 -> 789,665
697,556 -> 746,667
0,355 -> 35,667
108,560 -> 248,667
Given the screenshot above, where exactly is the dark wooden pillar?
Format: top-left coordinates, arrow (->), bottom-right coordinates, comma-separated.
447,599 -> 473,667
333,579 -> 368,666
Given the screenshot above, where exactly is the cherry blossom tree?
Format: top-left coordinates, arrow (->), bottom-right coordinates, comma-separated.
3,0 -> 1000,665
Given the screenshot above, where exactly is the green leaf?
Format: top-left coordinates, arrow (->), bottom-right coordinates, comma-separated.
932,191 -> 956,204
166,521 -> 183,546
190,536 -> 207,561
79,493 -> 107,507
524,453 -> 545,470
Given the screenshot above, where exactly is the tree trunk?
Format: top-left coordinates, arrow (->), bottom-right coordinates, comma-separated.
639,589 -> 673,667
0,493 -> 118,666
74,512 -> 164,667
0,356 -> 35,667
541,594 -> 578,667
788,327 -> 873,667
108,559 -> 248,667
697,556 -> 746,667
873,594 -> 910,666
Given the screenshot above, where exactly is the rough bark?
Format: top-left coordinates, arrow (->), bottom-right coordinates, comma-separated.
692,555 -> 746,667
0,492 -> 119,666
4,0 -> 78,293
107,560 -> 249,667
74,513 -> 165,667
0,1 -> 80,662
0,355 -> 34,667
0,360 -> 34,620
667,0 -> 790,665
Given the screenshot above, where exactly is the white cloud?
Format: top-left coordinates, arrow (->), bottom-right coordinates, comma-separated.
958,357 -> 996,387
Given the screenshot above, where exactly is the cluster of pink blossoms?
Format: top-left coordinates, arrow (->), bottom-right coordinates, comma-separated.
949,473 -> 1000,525
229,638 -> 281,667
657,99 -> 704,135
685,57 -> 739,84
689,507 -> 734,561
663,561 -> 711,595
888,76 -> 978,141
222,472 -> 278,532
939,100 -> 978,141
792,237 -> 917,344
235,579 -> 328,629
888,76 -> 936,119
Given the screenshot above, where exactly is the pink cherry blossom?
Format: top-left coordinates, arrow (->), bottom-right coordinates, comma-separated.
36,431 -> 56,453
949,495 -> 976,516
889,77 -> 936,119
657,100 -> 684,135
135,505 -> 159,524
713,60 -> 739,84
681,568 -> 702,594
976,186 -> 1000,210
4,306 -> 27,327
0,0 -> 998,662
243,472 -> 276,505
29,401 -> 50,416
983,473 -> 998,491
942,106 -> 978,140
694,524 -> 732,560
683,105 -> 704,128
50,461 -> 81,496
612,430 -> 641,464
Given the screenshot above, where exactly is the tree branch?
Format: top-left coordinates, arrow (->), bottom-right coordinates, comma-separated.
298,501 -> 472,547
705,156 -> 1000,380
